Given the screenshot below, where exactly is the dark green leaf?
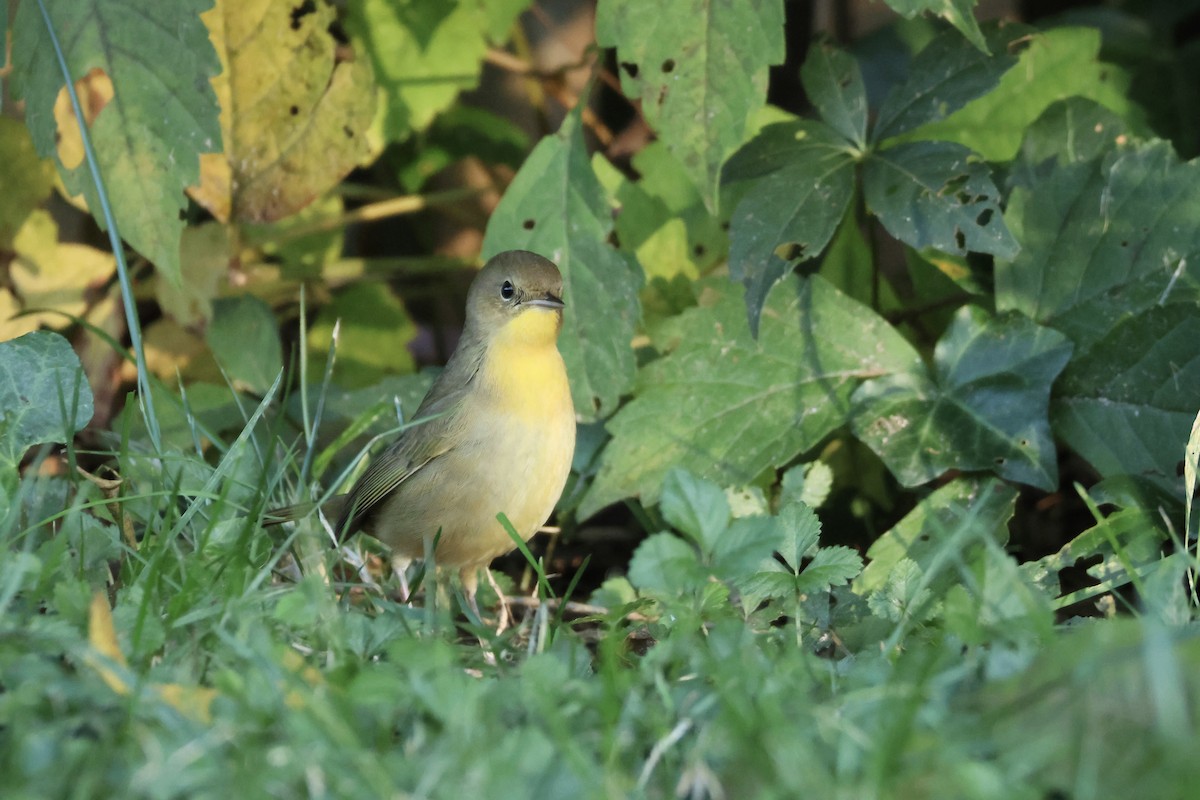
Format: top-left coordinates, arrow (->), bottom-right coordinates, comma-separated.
581,275 -> 920,517
11,0 -> 221,284
872,24 -> 1023,142
864,140 -> 1018,259
711,515 -> 781,581
0,331 -> 94,467
736,565 -> 796,611
483,106 -> 642,421
1012,98 -> 1130,186
725,121 -> 857,335
596,0 -> 786,207
854,307 -> 1072,489
800,40 -> 868,147
659,468 -> 731,553
794,546 -> 863,594
207,296 -> 283,395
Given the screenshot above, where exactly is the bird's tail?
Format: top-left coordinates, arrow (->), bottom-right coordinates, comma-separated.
262,496 -> 349,531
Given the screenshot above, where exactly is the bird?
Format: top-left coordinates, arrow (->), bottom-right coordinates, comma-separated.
266,250 -> 576,619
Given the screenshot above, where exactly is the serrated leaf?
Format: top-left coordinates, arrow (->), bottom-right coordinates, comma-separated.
800,39 -> 867,147
207,296 -> 282,395
711,515 -> 782,581
627,532 -> 705,595
884,0 -> 988,53
191,0 -> 376,223
349,0 -> 521,142
0,331 -> 94,467
308,282 -> 418,390
778,502 -> 822,573
853,307 -> 1072,490
864,140 -> 1018,258
482,107 -> 642,420
867,557 -> 933,623
724,120 -> 857,334
11,0 -> 221,283
872,23 -> 1024,142
580,275 -> 921,517
856,476 -> 1016,595
779,462 -> 833,510
899,27 -> 1140,162
735,565 -> 795,611
596,0 -> 785,208
659,468 -> 731,553
794,546 -> 863,594
1052,305 -> 1200,495
997,142 -> 1200,350
0,118 -> 55,249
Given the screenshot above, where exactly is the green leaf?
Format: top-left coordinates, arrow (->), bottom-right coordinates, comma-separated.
1012,98 -> 1130,182
711,515 -> 782,581
1052,305 -> 1200,494
864,141 -> 1018,259
348,0 -> 522,141
872,24 -> 1023,142
800,39 -> 868,148
779,462 -> 833,510
897,27 -> 1140,163
627,532 -> 704,595
11,0 -> 221,284
580,275 -> 920,517
207,296 -> 283,395
882,0 -> 988,53
0,331 -> 94,467
997,142 -> 1200,351
794,546 -> 863,595
778,502 -> 822,572
659,468 -> 731,554
724,120 -> 857,334
596,0 -> 786,208
853,307 -> 1072,490
308,282 -> 418,390
735,565 -> 796,611
482,106 -> 642,421
856,476 -> 1017,595
867,558 -> 933,623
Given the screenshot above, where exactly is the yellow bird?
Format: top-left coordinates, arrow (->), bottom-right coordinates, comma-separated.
267,250 -> 576,615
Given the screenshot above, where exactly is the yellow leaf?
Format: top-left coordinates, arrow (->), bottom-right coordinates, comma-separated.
155,684 -> 218,724
87,591 -> 130,696
190,0 -> 378,223
10,211 -> 117,329
0,290 -> 40,341
0,118 -> 56,249
121,319 -> 221,383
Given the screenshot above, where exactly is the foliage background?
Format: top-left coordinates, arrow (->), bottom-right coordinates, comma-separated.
2,0 -> 1200,797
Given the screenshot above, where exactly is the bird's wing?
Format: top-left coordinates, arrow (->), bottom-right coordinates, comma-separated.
334,368 -> 476,540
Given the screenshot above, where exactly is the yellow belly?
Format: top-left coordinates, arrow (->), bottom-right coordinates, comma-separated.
370,334 -> 575,570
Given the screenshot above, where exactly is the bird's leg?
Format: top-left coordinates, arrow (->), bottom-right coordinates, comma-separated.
484,567 -> 513,635
459,566 -> 482,621
391,556 -> 412,603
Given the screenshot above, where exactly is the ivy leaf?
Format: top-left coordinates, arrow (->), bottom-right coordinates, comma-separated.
882,0 -> 989,53
863,141 -> 1018,259
997,141 -> 1200,493
872,23 -> 1024,143
191,0 -> 376,223
800,39 -> 867,148
580,275 -> 920,517
0,332 -> 94,468
482,106 -> 643,421
853,306 -> 1072,490
856,476 -> 1017,596
659,468 -> 731,554
898,27 -> 1141,162
348,0 -> 523,143
596,0 -> 786,208
724,120 -> 857,335
11,0 -> 221,284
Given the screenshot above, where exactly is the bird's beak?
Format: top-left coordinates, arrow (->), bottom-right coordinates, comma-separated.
524,293 -> 565,310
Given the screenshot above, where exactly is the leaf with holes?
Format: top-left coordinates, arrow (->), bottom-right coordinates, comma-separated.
800,39 -> 867,148
897,27 -> 1141,162
853,306 -> 1072,490
10,0 -> 221,284
723,120 -> 857,336
596,0 -> 785,209
580,275 -> 920,518
190,0 -> 376,223
482,106 -> 642,421
348,0 -> 525,143
0,331 -> 94,468
864,141 -> 1018,259
872,23 -> 1025,143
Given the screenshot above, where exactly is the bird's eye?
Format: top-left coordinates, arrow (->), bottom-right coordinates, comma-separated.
500,280 -> 515,300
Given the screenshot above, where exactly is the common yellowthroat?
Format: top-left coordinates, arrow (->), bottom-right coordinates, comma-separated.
267,250 -> 576,615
